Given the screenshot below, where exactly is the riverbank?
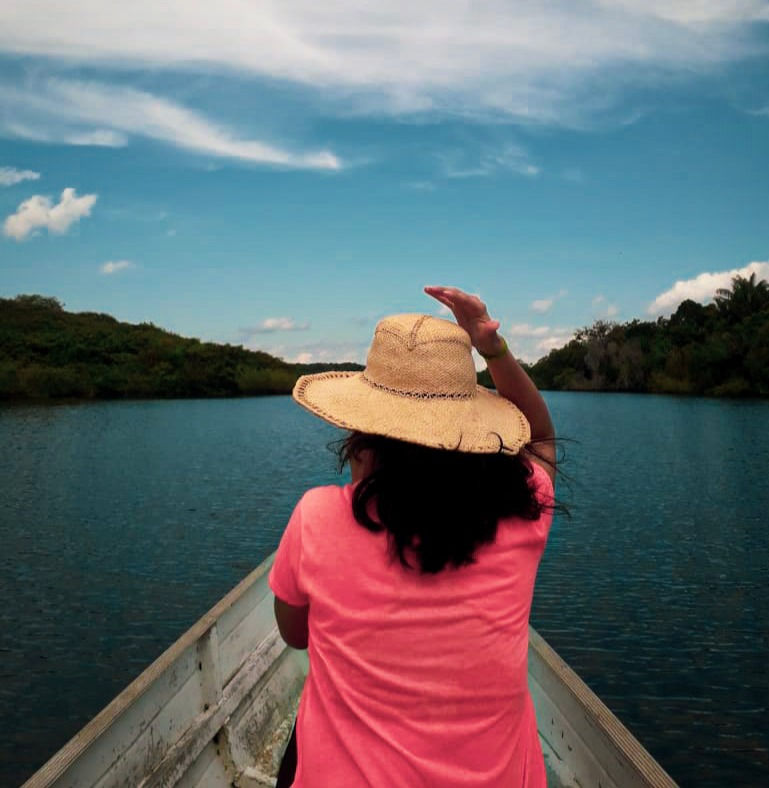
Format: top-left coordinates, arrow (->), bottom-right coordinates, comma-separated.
0,295 -> 362,400
525,275 -> 769,397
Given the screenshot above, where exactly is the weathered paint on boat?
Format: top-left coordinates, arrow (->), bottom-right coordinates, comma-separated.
23,554 -> 677,788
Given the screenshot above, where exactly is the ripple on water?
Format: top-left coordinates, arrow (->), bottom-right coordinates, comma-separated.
2,393 -> 768,786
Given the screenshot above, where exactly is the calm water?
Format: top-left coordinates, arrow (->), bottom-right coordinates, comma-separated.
1,394 -> 767,785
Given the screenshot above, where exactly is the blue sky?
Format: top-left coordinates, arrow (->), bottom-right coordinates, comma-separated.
1,1 -> 768,363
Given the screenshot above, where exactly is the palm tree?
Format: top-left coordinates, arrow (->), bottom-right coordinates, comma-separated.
714,273 -> 769,321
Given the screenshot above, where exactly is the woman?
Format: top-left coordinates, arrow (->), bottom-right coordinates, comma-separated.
269,286 -> 556,787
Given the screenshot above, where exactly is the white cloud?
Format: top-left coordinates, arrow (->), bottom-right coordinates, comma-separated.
0,78 -> 341,170
245,317 -> 311,334
253,340 -> 367,364
1,2 -> 763,125
531,298 -> 553,313
440,145 -> 539,178
3,187 -> 97,241
647,260 -> 769,315
100,260 -> 134,275
294,352 -> 314,364
530,288 -> 567,313
0,166 -> 40,186
595,0 -> 769,25
536,332 -> 574,354
509,323 -> 551,337
505,323 -> 574,362
66,129 -> 129,147
592,294 -> 620,318
2,121 -> 128,147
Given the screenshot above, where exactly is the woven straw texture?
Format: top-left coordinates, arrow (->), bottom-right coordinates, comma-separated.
293,314 -> 530,454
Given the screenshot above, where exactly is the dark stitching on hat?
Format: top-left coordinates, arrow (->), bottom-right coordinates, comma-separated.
294,373 -> 357,429
375,327 -> 407,342
415,338 -> 468,347
375,326 -> 469,349
361,373 -> 473,400
407,315 -> 429,350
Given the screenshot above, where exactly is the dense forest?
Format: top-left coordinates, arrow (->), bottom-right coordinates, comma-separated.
3,273 -> 767,401
524,273 -> 769,397
0,295 -> 361,400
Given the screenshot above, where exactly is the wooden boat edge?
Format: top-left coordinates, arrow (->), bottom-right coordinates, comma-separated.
22,552 -> 679,787
21,558 -> 275,787
528,627 -> 677,788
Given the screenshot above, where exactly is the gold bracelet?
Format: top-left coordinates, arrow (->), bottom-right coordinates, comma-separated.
478,337 -> 508,361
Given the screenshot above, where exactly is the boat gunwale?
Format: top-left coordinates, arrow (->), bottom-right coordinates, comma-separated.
24,551 -> 679,788
23,556 -> 276,787
529,627 -> 678,787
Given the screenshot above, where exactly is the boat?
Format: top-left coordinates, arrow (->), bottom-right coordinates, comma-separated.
23,553 -> 678,787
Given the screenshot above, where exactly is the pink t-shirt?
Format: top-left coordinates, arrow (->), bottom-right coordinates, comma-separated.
269,462 -> 554,787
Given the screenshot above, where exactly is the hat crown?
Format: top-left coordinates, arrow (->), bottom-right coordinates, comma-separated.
364,314 -> 477,398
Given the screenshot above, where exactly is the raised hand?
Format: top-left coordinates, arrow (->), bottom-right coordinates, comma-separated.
424,286 -> 504,357
425,286 -> 555,475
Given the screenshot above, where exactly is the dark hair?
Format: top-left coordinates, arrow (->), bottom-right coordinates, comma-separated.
336,432 -> 553,574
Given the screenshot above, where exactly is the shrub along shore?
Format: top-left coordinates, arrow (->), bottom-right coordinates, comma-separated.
3,273 -> 768,402
520,273 -> 769,397
0,295 -> 362,400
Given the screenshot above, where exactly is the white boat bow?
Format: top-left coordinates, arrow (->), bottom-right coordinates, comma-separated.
23,553 -> 677,788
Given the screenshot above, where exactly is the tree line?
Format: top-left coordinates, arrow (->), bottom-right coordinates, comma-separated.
0,295 -> 361,400
522,273 -> 769,397
4,274 -> 767,402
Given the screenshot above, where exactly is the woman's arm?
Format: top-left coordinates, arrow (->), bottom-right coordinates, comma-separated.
424,286 -> 556,481
274,597 -> 309,650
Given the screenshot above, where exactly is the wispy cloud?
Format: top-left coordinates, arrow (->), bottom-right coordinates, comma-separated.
243,317 -> 311,334
0,166 -> 40,186
597,0 -> 769,25
2,2 -> 764,126
535,331 -> 574,356
252,339 -> 368,364
530,289 -> 567,313
0,78 -> 341,170
2,121 -> 128,148
66,129 -> 129,147
100,260 -> 134,275
3,187 -> 97,241
404,180 -> 436,191
647,260 -> 769,315
509,323 -> 552,337
592,294 -> 620,318
439,144 -> 539,179
504,322 -> 574,362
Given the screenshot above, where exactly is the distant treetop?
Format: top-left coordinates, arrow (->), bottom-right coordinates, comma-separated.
12,294 -> 64,311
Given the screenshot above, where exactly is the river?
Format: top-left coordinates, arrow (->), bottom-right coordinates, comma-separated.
1,393 -> 767,785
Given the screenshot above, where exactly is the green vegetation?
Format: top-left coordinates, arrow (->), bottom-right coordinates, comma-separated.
4,273 -> 767,401
0,295 -> 361,400
526,273 -> 769,397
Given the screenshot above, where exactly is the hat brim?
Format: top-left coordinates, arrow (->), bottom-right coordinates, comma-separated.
293,372 -> 530,454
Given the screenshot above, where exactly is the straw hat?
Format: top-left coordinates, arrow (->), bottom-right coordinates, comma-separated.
292,314 -> 530,454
